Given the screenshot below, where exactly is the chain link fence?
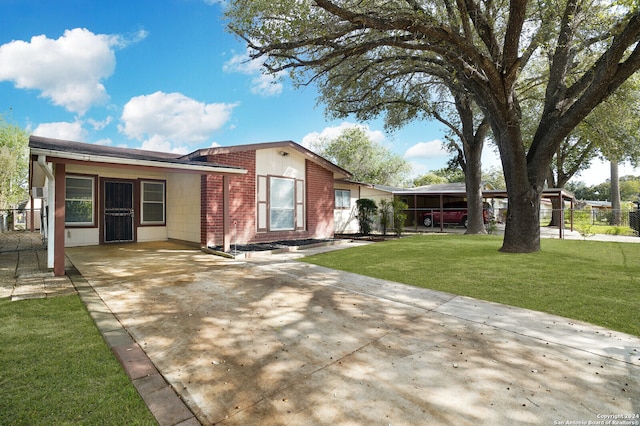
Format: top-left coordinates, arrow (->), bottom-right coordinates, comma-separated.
400,206 -> 640,237
560,207 -> 640,237
0,209 -> 45,252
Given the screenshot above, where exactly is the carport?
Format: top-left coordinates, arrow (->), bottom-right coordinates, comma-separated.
396,183 -> 576,238
28,136 -> 247,276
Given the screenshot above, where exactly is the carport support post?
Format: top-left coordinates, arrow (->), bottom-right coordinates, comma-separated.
222,175 -> 230,253
413,194 -> 418,230
439,194 -> 444,232
569,197 -> 574,232
54,163 -> 65,276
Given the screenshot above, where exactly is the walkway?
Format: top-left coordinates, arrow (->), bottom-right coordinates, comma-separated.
0,248 -> 75,300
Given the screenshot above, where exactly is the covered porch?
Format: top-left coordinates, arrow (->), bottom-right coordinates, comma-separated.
29,136 -> 247,276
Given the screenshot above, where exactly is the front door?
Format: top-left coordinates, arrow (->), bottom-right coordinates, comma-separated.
103,180 -> 135,243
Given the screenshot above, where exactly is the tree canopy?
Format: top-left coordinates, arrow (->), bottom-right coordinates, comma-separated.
0,115 -> 29,210
309,126 -> 411,187
226,0 -> 640,252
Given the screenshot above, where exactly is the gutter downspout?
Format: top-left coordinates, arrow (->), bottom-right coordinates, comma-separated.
37,156 -> 55,269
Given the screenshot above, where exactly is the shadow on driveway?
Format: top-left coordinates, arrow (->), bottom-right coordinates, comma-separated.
67,241 -> 640,425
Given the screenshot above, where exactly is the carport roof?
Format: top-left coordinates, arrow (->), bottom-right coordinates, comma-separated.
392,182 -> 576,201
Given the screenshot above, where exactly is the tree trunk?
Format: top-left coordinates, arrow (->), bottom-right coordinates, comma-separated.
464,138 -> 487,234
496,127 -> 542,253
548,197 -> 562,227
501,182 -> 542,253
610,160 -> 621,225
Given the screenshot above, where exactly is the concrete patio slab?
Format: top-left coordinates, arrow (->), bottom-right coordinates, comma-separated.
66,241 -> 640,425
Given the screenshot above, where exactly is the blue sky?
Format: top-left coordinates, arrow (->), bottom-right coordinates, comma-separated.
0,0 -> 633,186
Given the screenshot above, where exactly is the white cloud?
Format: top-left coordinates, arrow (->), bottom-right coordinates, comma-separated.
408,161 -> 429,178
87,116 -> 113,131
31,121 -> 87,141
140,137 -> 190,155
0,28 -> 146,115
301,122 -> 385,149
572,159 -> 640,186
223,49 -> 284,96
404,140 -> 449,159
119,91 -> 236,152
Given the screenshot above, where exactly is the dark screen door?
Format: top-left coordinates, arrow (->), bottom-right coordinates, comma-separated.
104,181 -> 134,243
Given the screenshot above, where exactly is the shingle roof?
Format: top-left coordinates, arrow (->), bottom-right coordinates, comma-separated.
29,135 -> 245,172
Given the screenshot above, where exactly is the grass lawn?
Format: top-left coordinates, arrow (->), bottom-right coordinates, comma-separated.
0,295 -> 156,425
303,234 -> 640,336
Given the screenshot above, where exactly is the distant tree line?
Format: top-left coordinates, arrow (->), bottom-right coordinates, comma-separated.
568,176 -> 640,202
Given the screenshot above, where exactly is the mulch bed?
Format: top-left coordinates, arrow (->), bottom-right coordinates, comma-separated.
210,238 -> 336,253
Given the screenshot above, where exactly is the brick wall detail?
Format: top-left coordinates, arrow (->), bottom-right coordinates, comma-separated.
305,159 -> 335,239
201,153 -> 335,247
201,151 -> 256,247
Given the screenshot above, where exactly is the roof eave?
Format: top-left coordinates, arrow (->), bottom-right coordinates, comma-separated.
189,141 -> 352,180
31,147 -> 247,175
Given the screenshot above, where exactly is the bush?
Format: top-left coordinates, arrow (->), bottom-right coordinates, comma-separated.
356,198 -> 377,235
392,199 -> 408,236
378,199 -> 393,235
573,210 -> 595,239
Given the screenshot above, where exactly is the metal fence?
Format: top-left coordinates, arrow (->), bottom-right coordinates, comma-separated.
560,208 -> 640,236
0,209 -> 45,252
400,207 -> 640,236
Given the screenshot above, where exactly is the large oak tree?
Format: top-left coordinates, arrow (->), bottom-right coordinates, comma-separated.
226,0 -> 640,252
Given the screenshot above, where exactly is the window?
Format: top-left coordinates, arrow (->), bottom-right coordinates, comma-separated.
141,181 -> 165,224
270,177 -> 295,230
65,176 -> 94,225
335,189 -> 351,209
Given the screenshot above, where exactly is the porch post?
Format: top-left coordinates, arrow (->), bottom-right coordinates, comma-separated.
54,163 -> 65,276
223,175 -> 230,252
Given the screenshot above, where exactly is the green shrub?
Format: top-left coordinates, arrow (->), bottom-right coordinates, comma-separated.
573,209 -> 595,239
356,198 -> 377,235
392,199 -> 408,236
378,199 -> 393,235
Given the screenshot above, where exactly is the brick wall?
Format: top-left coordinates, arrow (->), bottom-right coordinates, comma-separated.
201,152 -> 336,247
305,159 -> 335,239
201,151 -> 256,247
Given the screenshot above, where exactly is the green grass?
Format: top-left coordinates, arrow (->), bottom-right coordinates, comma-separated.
0,295 -> 156,426
593,225 -> 638,236
303,235 -> 640,336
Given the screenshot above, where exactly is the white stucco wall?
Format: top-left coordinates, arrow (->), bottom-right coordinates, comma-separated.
166,173 -> 200,243
256,148 -> 305,178
334,183 -> 360,234
65,228 -> 100,247
62,164 -> 201,247
334,184 -> 395,234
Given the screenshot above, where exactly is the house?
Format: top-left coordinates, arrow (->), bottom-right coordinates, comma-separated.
29,136 -> 351,276
333,182 -> 397,234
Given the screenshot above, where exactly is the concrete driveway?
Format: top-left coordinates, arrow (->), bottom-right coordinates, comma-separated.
66,241 -> 640,425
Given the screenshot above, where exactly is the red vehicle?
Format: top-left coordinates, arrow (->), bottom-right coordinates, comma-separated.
421,201 -> 491,228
